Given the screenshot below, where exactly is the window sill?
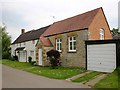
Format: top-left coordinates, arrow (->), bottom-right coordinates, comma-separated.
68,50 -> 77,53
57,50 -> 62,53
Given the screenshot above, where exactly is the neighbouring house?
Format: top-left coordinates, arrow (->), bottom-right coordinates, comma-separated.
11,25 -> 50,62
36,7 -> 112,68
113,34 -> 120,39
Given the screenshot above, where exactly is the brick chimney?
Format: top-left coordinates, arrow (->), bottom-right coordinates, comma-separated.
21,29 -> 25,34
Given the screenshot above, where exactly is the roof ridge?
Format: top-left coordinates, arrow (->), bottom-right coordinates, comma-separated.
22,25 -> 51,34
54,7 -> 102,23
43,7 -> 102,37
12,25 -> 50,44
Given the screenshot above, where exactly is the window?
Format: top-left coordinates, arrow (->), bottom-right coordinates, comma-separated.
32,40 -> 35,44
56,38 -> 62,52
100,29 -> 104,40
24,42 -> 26,45
68,36 -> 76,52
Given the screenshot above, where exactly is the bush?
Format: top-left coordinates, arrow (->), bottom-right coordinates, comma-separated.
2,52 -> 11,59
13,55 -> 18,61
47,50 -> 61,69
28,56 -> 32,63
31,61 -> 36,65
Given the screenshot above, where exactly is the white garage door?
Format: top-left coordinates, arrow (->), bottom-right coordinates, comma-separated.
87,44 -> 116,72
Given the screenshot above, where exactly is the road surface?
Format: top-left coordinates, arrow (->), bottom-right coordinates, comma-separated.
2,65 -> 90,88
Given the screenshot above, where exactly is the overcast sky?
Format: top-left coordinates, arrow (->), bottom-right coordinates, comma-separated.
1,0 -> 119,42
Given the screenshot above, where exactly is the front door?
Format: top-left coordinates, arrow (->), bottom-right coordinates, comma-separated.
19,51 -> 26,62
39,49 -> 42,65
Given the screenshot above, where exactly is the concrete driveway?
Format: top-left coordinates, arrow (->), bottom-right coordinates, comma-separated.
2,65 -> 90,88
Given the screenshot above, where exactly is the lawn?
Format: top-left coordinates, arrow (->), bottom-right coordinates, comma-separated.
0,60 -> 2,64
72,71 -> 102,83
93,69 -> 119,89
26,67 -> 86,79
2,59 -> 33,69
2,60 -> 86,80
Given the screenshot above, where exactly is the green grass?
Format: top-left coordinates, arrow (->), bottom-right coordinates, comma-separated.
0,60 -> 2,64
2,59 -> 86,80
25,66 -> 86,79
72,71 -> 102,83
118,68 -> 120,89
93,69 -> 119,88
2,59 -> 33,69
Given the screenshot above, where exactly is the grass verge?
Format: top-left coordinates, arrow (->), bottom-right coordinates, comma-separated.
0,60 -> 2,64
2,59 -> 33,69
93,69 -> 119,88
25,66 -> 86,79
2,60 -> 86,80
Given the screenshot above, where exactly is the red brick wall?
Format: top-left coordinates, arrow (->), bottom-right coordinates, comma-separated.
88,9 -> 112,40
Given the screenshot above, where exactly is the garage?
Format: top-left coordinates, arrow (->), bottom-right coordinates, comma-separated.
85,39 -> 120,73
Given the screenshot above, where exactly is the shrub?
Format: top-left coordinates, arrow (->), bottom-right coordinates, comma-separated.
28,56 -> 32,63
31,61 -> 36,65
8,55 -> 18,61
46,50 -> 61,69
2,52 -> 11,59
13,55 -> 18,61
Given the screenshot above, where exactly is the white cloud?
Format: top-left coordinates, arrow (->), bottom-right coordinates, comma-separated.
2,0 -> 119,42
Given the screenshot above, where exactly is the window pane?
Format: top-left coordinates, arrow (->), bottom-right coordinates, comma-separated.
57,45 -> 59,50
56,39 -> 59,42
70,42 -> 72,50
73,37 -> 76,40
73,42 -> 76,50
100,29 -> 104,40
69,37 -> 72,41
60,39 -> 62,42
60,43 -> 62,50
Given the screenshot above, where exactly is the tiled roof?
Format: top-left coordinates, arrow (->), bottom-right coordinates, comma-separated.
40,37 -> 53,47
42,7 -> 102,37
12,25 -> 50,44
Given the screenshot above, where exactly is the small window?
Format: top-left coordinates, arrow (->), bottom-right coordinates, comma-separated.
56,38 -> 62,52
32,40 -> 35,44
24,42 -> 26,45
100,29 -> 104,40
68,36 -> 76,52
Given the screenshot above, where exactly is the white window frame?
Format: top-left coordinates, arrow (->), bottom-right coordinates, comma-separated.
32,40 -> 35,44
56,38 -> 62,52
68,36 -> 76,52
100,28 -> 104,40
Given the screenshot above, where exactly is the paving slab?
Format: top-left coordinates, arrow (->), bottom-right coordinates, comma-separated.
85,74 -> 108,87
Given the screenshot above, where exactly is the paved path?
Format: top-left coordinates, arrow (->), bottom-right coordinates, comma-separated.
85,74 -> 108,87
2,65 -> 90,88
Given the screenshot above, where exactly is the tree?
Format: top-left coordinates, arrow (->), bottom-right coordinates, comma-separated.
111,28 -> 120,36
0,26 -> 2,60
1,26 -> 11,59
